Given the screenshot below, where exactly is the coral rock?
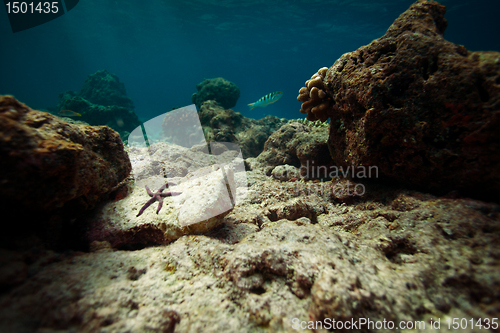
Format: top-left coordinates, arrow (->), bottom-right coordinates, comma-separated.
58,70 -> 141,139
271,164 -> 300,181
299,0 -> 500,197
297,67 -> 332,122
191,77 -> 240,109
198,100 -> 288,158
257,122 -> 333,180
0,95 -> 131,212
78,69 -> 134,109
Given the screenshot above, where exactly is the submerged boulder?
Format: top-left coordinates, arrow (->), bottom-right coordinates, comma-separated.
196,100 -> 288,158
0,95 -> 131,212
298,0 -> 500,199
0,95 -> 132,248
256,122 -> 333,180
191,77 -> 240,109
58,70 -> 141,139
78,69 -> 134,109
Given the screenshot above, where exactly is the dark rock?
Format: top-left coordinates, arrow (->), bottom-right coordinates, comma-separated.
79,70 -> 134,109
0,95 -> 131,212
0,250 -> 28,289
57,70 -> 141,140
191,77 -> 240,109
298,0 -> 500,198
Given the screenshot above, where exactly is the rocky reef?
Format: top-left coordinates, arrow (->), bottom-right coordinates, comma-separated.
1,1 -> 499,332
58,70 -> 141,139
252,121 -> 333,180
298,0 -> 500,199
0,95 -> 131,248
194,100 -> 288,158
1,163 -> 499,331
191,77 -> 240,109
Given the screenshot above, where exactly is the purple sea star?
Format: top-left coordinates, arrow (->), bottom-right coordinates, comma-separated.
136,182 -> 182,217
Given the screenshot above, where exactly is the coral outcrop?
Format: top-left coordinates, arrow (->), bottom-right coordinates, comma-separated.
191,77 -> 240,109
254,122 -> 333,180
196,100 -> 288,158
297,67 -> 332,122
297,0 -> 500,198
0,95 -> 131,211
78,70 -> 134,109
58,70 -> 141,139
0,95 -> 131,248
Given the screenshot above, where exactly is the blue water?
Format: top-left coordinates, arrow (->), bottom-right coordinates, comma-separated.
1,0 -> 499,122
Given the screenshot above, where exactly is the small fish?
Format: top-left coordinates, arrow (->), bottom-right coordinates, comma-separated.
58,109 -> 81,117
248,91 -> 283,110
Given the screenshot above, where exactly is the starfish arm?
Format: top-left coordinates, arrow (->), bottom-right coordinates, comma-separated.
156,196 -> 164,214
157,184 -> 167,192
159,191 -> 182,197
136,197 -> 156,217
145,186 -> 155,197
166,182 -> 177,187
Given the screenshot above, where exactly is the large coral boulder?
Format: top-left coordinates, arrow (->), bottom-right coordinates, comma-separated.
191,77 -> 240,109
0,95 -> 131,213
58,70 -> 141,139
298,0 -> 500,198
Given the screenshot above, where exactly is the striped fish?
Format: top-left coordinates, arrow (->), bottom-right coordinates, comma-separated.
248,91 -> 283,110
